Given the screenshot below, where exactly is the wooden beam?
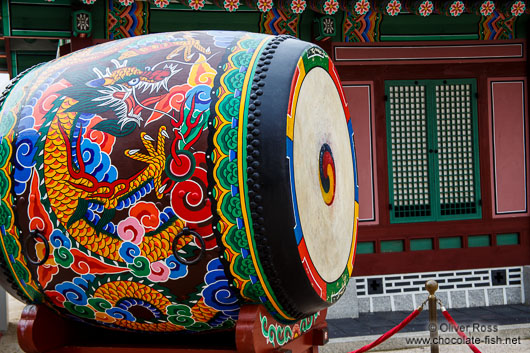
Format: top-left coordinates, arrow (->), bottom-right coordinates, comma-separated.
5,38 -> 12,79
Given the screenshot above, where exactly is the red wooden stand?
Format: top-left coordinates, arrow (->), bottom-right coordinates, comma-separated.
17,304 -> 328,353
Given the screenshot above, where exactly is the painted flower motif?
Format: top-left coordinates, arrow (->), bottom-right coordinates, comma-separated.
189,0 -> 205,10
224,0 -> 240,12
148,261 -> 171,283
354,0 -> 370,16
323,0 -> 339,15
419,0 -> 433,17
117,217 -> 145,245
449,0 -> 464,16
511,1 -> 526,16
290,0 -> 306,14
386,0 -> 401,16
258,0 -> 273,12
480,0 -> 495,16
154,0 -> 169,8
118,0 -> 134,6
130,201 -> 160,233
82,0 -> 96,4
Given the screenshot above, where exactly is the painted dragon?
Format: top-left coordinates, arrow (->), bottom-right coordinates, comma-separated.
2,32 -> 244,332
33,38 -> 213,265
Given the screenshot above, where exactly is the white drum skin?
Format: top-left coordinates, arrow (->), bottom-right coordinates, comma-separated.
293,67 -> 355,283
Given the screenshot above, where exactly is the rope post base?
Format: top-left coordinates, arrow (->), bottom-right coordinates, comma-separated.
426,280 -> 439,353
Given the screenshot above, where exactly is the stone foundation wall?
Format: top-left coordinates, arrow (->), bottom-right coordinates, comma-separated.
354,266 -> 525,313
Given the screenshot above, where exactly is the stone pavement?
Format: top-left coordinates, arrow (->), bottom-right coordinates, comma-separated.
1,294 -> 530,352
328,304 -> 530,337
0,294 -> 25,353
324,304 -> 530,352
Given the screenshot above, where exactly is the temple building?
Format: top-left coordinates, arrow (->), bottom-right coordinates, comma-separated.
0,0 -> 528,313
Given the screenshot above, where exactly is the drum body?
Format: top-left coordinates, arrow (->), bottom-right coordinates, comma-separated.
0,31 -> 358,332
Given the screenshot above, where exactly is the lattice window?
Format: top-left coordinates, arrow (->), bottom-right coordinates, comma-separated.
388,85 -> 431,218
386,79 -> 481,223
436,83 -> 477,216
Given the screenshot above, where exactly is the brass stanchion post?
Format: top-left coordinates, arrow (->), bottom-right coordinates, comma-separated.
426,280 -> 439,353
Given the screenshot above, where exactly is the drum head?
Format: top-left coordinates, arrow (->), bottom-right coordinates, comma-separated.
292,66 -> 356,284
238,42 -> 359,320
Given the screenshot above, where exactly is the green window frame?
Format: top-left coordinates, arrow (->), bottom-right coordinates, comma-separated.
386,79 -> 481,223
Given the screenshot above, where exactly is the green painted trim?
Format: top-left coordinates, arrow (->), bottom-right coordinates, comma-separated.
9,50 -> 54,78
439,236 -> 462,249
72,10 -> 92,37
12,50 -> 54,55
468,234 -> 490,248
104,0 -> 111,40
238,36 -> 298,321
381,240 -> 404,253
2,0 -> 11,36
11,29 -> 70,37
386,80 -> 434,223
436,78 -> 482,222
240,39 -> 277,306
10,3 -> 71,34
10,52 -> 16,76
427,80 -> 440,220
385,82 -> 395,222
356,241 -> 375,254
299,11 -> 316,42
149,10 -> 260,33
386,78 -> 481,224
91,0 -> 107,39
380,13 -> 479,37
212,33 -> 295,321
410,238 -> 433,251
515,14 -> 528,39
314,15 -> 336,41
380,34 -> 479,41
10,0 -> 71,4
496,233 -> 519,246
150,3 -> 257,11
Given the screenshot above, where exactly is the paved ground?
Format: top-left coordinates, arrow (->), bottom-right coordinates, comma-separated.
341,341 -> 530,353
0,294 -> 25,353
326,335 -> 530,352
1,294 -> 530,352
324,304 -> 530,352
328,304 -> 530,337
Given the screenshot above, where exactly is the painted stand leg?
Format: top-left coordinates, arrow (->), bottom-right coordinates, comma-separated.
17,304 -> 328,353
236,305 -> 328,353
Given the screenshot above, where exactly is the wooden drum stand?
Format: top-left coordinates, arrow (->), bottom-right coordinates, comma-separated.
17,304 -> 329,353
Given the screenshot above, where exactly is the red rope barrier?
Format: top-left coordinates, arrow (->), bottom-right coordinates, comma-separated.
441,306 -> 482,353
348,306 -> 423,353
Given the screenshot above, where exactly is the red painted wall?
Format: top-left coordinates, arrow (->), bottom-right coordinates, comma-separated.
333,40 -> 530,276
343,83 -> 378,224
488,79 -> 529,217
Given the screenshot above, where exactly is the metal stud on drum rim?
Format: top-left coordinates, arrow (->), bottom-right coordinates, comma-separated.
247,44 -> 359,318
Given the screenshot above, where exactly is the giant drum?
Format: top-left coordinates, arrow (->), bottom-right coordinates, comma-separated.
0,31 -> 358,332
